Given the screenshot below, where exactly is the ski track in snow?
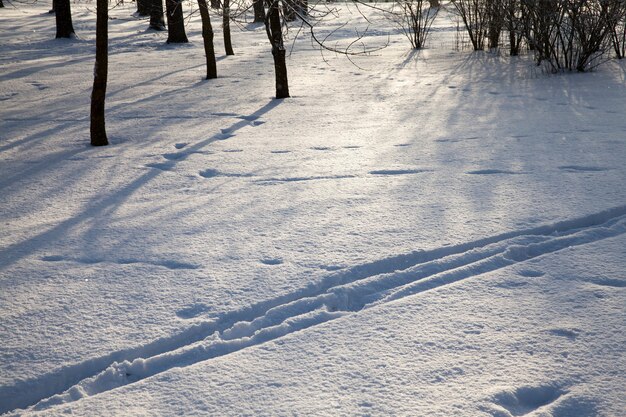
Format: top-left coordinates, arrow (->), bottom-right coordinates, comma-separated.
2,205 -> 626,414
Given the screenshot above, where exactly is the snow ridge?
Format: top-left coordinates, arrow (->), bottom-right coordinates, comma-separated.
4,205 -> 626,414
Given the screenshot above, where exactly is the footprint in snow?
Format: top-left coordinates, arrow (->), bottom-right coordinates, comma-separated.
491,384 -> 566,417
465,169 -> 521,175
199,169 -> 251,179
558,165 -> 609,173
260,258 -> 283,265
589,277 -> 626,288
174,143 -> 188,149
41,255 -> 65,262
369,169 -> 431,176
176,303 -> 212,319
30,82 -> 49,90
546,328 -> 581,340
518,269 -> 545,278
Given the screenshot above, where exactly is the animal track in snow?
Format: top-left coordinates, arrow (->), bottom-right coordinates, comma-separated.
466,169 -> 521,175
492,384 -> 566,416
255,175 -> 355,184
518,269 -> 544,278
260,258 -> 283,266
589,277 -> 626,288
558,165 -> 609,173
369,169 -> 431,176
29,82 -> 49,91
546,328 -> 581,340
9,205 -> 626,415
174,143 -> 188,149
176,304 -> 212,319
199,169 -> 251,179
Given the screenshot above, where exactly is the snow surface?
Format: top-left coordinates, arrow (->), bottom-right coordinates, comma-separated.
1,2 -> 625,416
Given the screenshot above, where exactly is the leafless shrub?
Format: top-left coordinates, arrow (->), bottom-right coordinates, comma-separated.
394,0 -> 439,49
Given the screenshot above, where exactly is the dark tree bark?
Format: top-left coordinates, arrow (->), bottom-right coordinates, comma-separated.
265,0 -> 289,99
166,0 -> 189,43
223,0 -> 234,55
55,0 -> 75,38
253,0 -> 265,22
282,0 -> 296,21
90,0 -> 108,147
150,0 -> 166,31
210,0 -> 221,8
197,0 -> 218,78
137,0 -> 151,16
1,0 -> 5,8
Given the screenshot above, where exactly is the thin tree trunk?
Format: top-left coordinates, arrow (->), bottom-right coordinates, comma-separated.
282,0 -> 296,21
265,0 -> 289,99
253,0 -> 265,22
90,0 -> 108,147
137,0 -> 150,16
197,0 -> 218,79
223,0 -> 234,55
55,0 -> 75,38
166,0 -> 189,43
150,0 -> 166,31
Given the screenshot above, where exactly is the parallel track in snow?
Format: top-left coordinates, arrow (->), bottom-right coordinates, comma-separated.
3,205 -> 626,415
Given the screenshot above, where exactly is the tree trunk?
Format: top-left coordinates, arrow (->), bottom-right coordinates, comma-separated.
55,0 -> 75,38
265,0 -> 289,99
0,0 -> 5,8
197,0 -> 218,79
253,0 -> 265,22
49,0 -> 56,13
282,0 -> 296,21
223,0 -> 234,55
137,0 -> 151,16
166,0 -> 189,43
90,0 -> 108,147
149,0 -> 166,31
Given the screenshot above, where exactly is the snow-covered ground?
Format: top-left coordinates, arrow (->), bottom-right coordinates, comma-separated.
1,2 -> 625,416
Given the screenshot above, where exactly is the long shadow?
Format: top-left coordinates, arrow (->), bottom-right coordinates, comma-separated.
0,99 -> 283,270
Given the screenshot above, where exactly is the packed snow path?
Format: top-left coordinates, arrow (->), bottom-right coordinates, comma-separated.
2,205 -> 625,413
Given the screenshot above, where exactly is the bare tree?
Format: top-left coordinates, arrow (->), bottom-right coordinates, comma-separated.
523,0 -> 623,72
610,10 -> 626,58
395,0 -> 439,49
223,0 -> 234,54
265,0 -> 289,98
253,0 -> 265,22
55,0 -> 75,38
198,0 -> 218,78
166,0 -> 189,43
450,0 -> 488,50
137,0 -> 151,16
150,0 -> 166,30
91,0 -> 108,146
